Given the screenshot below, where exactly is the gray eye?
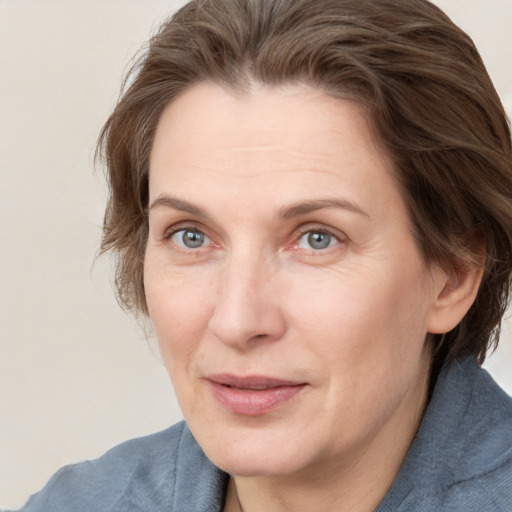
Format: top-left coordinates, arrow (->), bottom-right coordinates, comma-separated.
172,229 -> 209,249
298,231 -> 336,250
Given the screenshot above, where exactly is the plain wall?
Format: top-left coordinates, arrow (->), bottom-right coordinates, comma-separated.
1,0 -> 511,508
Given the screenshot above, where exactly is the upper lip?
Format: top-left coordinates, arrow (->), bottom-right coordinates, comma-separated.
206,374 -> 306,390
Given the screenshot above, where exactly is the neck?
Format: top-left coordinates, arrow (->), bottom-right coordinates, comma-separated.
224,355 -> 431,512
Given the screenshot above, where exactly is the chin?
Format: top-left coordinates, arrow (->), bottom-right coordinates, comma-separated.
213,451 -> 311,478
199,425 -> 319,478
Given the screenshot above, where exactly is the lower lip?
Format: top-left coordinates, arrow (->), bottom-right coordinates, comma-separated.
208,381 -> 307,416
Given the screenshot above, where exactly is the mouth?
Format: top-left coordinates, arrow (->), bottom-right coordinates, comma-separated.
206,374 -> 308,416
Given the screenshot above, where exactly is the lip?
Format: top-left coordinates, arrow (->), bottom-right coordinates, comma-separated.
206,374 -> 308,416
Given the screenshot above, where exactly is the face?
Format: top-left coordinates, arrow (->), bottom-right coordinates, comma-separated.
145,83 -> 445,479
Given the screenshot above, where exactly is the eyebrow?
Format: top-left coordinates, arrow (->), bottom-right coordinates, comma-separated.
148,195 -> 208,217
148,194 -> 369,220
279,198 -> 369,219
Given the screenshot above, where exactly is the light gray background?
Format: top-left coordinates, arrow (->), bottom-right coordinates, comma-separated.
1,0 -> 511,508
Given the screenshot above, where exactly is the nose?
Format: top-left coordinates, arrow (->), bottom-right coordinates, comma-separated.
207,254 -> 287,350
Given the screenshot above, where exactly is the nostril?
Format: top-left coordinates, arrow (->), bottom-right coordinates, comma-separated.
247,333 -> 270,344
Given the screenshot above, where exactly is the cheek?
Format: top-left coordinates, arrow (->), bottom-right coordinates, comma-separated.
286,263 -> 431,377
144,262 -> 215,377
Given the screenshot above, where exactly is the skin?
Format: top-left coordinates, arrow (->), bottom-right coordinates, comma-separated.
144,83 -> 481,512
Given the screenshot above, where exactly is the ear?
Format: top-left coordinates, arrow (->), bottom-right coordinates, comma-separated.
426,256 -> 485,334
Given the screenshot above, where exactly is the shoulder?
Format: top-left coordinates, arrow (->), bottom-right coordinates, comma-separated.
439,359 -> 512,510
379,357 -> 512,511
15,421 -> 223,512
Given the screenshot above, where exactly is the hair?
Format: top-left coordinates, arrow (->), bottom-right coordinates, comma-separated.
97,0 -> 512,370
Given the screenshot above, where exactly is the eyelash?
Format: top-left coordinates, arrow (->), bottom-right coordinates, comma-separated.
164,224 -> 214,250
162,223 -> 346,254
291,225 -> 345,253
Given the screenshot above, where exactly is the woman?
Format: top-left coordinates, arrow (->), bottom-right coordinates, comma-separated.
14,0 -> 512,510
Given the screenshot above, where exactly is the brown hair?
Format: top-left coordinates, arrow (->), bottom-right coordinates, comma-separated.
97,0 -> 512,368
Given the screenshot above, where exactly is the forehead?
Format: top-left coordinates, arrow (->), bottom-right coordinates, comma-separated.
148,82 -> 401,220
151,83 -> 374,146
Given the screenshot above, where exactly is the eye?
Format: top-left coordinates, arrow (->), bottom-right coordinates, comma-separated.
297,230 -> 339,250
170,228 -> 212,249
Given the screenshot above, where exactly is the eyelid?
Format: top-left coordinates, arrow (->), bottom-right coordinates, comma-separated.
163,221 -> 207,240
170,228 -> 213,250
289,223 -> 347,251
295,223 -> 347,240
158,220 -> 346,254
159,221 -> 216,249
